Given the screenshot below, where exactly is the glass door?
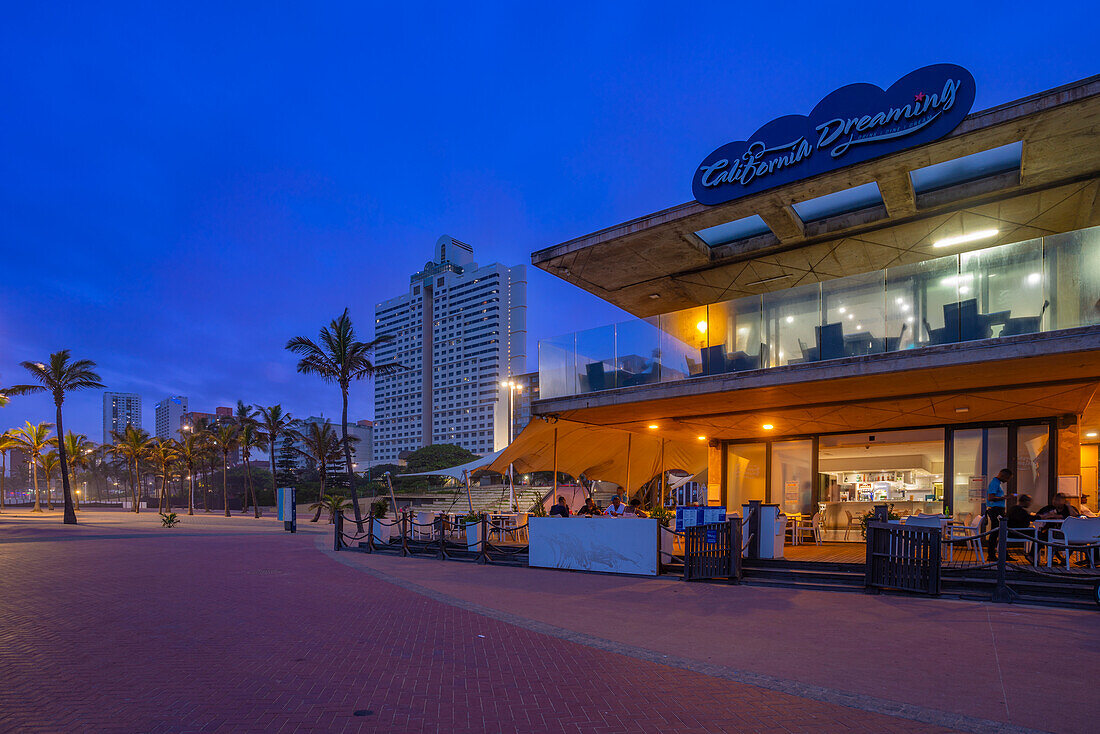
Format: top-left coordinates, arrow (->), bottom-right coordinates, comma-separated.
725,443 -> 766,515
950,427 -> 1008,524
771,440 -> 814,516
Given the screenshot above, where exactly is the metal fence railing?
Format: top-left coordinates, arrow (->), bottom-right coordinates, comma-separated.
334,513 -> 530,565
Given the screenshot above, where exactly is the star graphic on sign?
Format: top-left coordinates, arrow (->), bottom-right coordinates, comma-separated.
915,91 -> 926,102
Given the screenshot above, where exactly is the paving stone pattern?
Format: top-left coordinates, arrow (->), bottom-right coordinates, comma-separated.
0,511 -> 952,733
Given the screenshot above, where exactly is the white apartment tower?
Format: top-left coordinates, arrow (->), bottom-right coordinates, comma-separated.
372,236 -> 527,463
102,392 -> 142,443
154,396 -> 189,439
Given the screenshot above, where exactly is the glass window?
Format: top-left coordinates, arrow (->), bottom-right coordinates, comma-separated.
821,270 -> 886,358
762,281 -> 820,366
706,295 -> 764,374
726,443 -> 766,515
658,305 -> 708,381
819,429 -> 944,536
886,254 -> 960,348
951,427 -> 1008,523
575,325 -> 616,392
1015,425 -> 1051,507
615,318 -> 661,388
1045,225 -> 1100,331
771,440 -> 814,516
958,238 -> 1045,340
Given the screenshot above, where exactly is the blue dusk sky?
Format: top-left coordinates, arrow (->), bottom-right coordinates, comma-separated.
1,1 -> 1097,442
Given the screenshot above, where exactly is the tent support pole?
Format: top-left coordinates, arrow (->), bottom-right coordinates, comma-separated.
660,437 -> 667,508
384,472 -> 399,521
463,470 -> 474,513
552,427 -> 559,506
624,433 -> 632,502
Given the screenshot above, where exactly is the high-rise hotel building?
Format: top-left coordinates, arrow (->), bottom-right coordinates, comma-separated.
372,236 -> 527,463
102,392 -> 142,443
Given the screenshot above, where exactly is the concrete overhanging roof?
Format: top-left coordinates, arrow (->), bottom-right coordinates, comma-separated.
532,74 -> 1100,317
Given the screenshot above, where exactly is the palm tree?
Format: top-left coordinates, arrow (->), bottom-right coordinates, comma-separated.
254,405 -> 293,517
210,423 -> 238,517
234,401 -> 262,517
147,439 -> 180,513
110,425 -> 152,513
12,422 -> 54,512
309,493 -> 352,524
177,430 -> 207,516
0,429 -> 18,512
58,432 -> 93,511
4,351 -> 104,524
39,451 -> 61,510
293,421 -> 346,522
286,309 -> 401,527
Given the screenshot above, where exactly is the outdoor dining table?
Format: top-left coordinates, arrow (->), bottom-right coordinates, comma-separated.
1032,518 -> 1066,567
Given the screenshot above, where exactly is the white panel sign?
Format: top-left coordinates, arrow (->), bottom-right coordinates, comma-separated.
528,517 -> 658,576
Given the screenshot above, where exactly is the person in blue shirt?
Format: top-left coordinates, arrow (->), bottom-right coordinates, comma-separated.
985,468 -> 1013,561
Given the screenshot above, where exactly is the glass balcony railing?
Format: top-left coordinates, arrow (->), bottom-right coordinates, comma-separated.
539,225 -> 1100,400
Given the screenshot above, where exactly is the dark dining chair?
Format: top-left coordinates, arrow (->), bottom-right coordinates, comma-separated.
1000,300 -> 1049,336
700,344 -> 726,375
815,323 -> 846,361
585,362 -> 607,391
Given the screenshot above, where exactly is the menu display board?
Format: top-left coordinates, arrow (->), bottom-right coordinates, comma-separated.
676,506 -> 727,532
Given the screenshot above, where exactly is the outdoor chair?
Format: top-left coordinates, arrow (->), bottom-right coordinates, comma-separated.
945,513 -> 985,563
843,509 -> 860,541
794,512 -> 823,545
1048,517 -> 1100,568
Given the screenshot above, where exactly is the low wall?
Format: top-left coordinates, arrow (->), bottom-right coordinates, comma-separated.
528,517 -> 658,576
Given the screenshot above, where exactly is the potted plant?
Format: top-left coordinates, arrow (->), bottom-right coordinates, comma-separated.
859,504 -> 900,539
460,510 -> 487,550
370,498 -> 392,543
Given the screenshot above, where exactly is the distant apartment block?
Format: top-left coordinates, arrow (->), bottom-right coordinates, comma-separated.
102,392 -> 141,443
155,396 -> 188,439
373,236 -> 527,462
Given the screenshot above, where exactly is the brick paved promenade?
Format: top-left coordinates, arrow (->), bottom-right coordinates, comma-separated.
0,509 -> 1094,733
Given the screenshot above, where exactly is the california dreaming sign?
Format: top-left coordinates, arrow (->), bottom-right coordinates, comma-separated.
692,64 -> 976,206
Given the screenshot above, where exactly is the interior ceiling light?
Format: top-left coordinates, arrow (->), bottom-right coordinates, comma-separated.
955,407 -> 969,413
696,320 -> 708,333
932,228 -> 998,248
697,435 -> 707,441
648,424 -> 659,429
762,424 -> 774,430
1087,431 -> 1099,438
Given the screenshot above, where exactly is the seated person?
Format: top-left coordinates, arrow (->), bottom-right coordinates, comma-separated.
1078,494 -> 1096,517
1035,492 -> 1081,520
576,498 -> 600,516
604,495 -> 627,516
548,496 -> 570,517
1007,494 -> 1037,528
626,498 -> 648,518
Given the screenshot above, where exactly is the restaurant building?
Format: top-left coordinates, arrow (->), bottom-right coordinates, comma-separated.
528,66 -> 1100,535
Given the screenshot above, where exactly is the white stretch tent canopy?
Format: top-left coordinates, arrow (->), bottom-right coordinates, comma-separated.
398,448 -> 505,481
485,419 -> 706,489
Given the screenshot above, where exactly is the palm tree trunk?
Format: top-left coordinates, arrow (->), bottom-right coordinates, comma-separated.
269,438 -> 277,516
72,470 -> 80,511
341,387 -> 364,529
54,405 -> 77,524
311,465 -> 325,522
187,463 -> 195,516
222,453 -> 230,517
131,461 -> 140,513
0,450 -> 5,512
246,457 -> 259,518
31,460 -> 41,511
46,470 -> 54,510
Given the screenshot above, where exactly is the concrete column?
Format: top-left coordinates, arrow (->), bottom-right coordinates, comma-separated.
1058,423 -> 1081,481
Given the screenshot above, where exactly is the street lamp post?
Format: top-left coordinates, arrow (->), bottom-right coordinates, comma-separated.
500,379 -> 523,445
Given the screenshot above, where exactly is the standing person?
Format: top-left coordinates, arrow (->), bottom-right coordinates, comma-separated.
549,496 -> 570,517
985,468 -> 1012,562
